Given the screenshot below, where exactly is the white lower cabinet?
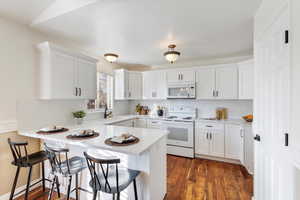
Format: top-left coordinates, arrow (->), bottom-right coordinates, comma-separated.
195,122 -> 225,157
147,120 -> 162,129
113,120 -> 134,127
134,119 -> 148,128
196,121 -> 248,165
225,124 -> 244,160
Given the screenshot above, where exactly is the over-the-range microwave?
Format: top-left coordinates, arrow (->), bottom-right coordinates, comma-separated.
167,83 -> 196,99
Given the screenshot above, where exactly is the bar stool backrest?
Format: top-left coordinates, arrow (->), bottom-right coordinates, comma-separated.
44,144 -> 71,175
84,152 -> 121,193
7,138 -> 29,164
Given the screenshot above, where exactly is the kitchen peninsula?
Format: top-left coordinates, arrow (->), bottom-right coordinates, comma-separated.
19,118 -> 168,200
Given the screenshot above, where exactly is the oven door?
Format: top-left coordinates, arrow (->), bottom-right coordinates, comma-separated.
162,121 -> 194,148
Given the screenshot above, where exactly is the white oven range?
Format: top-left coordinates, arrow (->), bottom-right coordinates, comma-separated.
160,106 -> 196,158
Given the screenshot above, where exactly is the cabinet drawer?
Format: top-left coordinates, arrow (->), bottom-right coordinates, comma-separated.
196,122 -> 224,130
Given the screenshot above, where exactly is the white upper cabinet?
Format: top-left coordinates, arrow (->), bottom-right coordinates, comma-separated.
196,64 -> 238,100
196,68 -> 215,99
114,69 -> 128,100
167,69 -> 195,83
37,42 -> 97,100
128,72 -> 142,100
225,124 -> 244,160
238,60 -> 254,99
114,69 -> 142,100
215,65 -> 238,99
77,58 -> 97,99
143,71 -> 167,100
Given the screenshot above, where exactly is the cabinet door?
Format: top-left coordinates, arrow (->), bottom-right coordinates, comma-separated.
215,65 -> 238,99
238,60 -> 254,99
167,70 -> 181,83
195,128 -> 210,155
181,70 -> 195,82
197,68 -> 215,99
210,129 -> 225,157
114,69 -> 128,100
155,71 -> 167,99
128,72 -> 142,99
51,51 -> 76,99
147,120 -> 162,129
225,124 -> 244,160
77,58 -> 97,99
142,72 -> 152,99
134,119 -> 148,128
243,125 -> 253,174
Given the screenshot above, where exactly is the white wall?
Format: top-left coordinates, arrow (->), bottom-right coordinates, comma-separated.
130,100 -> 253,119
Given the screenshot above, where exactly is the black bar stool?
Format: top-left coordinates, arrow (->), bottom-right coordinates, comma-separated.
44,144 -> 87,200
84,152 -> 140,200
7,138 -> 53,200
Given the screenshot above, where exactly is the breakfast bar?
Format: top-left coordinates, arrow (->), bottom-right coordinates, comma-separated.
19,121 -> 168,200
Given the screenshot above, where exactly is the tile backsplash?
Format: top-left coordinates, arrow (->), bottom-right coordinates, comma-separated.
129,100 -> 253,119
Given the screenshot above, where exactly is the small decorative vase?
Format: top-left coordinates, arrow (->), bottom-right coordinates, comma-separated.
75,118 -> 84,125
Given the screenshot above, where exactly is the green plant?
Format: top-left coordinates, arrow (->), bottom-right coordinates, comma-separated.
72,110 -> 86,119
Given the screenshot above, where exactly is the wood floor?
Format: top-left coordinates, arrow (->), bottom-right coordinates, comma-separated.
15,155 -> 253,200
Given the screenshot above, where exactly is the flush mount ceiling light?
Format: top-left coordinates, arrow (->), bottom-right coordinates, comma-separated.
104,53 -> 119,63
164,44 -> 181,64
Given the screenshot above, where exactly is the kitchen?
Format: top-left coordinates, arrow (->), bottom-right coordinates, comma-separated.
2,0 -> 298,200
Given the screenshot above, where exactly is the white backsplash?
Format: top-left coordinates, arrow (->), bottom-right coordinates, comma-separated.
129,100 -> 253,119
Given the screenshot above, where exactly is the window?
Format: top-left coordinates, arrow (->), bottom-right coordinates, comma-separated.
87,72 -> 113,110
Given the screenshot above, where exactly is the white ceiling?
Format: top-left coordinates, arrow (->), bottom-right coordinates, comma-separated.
0,0 -> 261,66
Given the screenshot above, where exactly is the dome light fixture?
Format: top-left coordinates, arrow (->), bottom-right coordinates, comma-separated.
163,44 -> 181,64
104,53 -> 119,63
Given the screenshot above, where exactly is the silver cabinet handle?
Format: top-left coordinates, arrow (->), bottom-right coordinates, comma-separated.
206,125 -> 213,128
210,133 -> 212,140
216,90 -> 219,97
75,87 -> 78,96
206,132 -> 208,139
178,74 -> 180,80
79,88 -> 82,96
240,129 -> 244,138
213,90 -> 215,97
128,92 -> 131,98
181,74 -> 183,80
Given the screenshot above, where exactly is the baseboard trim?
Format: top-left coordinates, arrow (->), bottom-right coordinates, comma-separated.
0,120 -> 18,134
195,154 -> 242,165
0,178 -> 41,200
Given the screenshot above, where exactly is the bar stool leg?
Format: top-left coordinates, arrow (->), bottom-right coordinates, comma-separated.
25,166 -> 33,200
75,173 -> 79,200
66,176 -> 72,200
56,176 -> 61,198
117,192 -> 120,200
92,190 -> 98,200
48,176 -> 56,200
133,179 -> 138,200
113,193 -> 115,200
9,166 -> 20,200
42,161 -> 45,192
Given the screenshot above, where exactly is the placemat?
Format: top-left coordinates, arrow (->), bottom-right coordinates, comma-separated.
36,128 -> 69,134
66,132 -> 100,140
104,136 -> 140,146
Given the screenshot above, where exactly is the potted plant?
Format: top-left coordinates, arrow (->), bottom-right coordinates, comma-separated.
72,110 -> 86,125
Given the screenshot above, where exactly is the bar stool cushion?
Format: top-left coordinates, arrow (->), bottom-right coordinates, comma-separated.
56,156 -> 87,176
89,168 -> 140,194
12,151 -> 48,167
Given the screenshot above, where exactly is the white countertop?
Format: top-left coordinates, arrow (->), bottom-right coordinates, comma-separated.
101,114 -> 252,126
19,119 -> 168,155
